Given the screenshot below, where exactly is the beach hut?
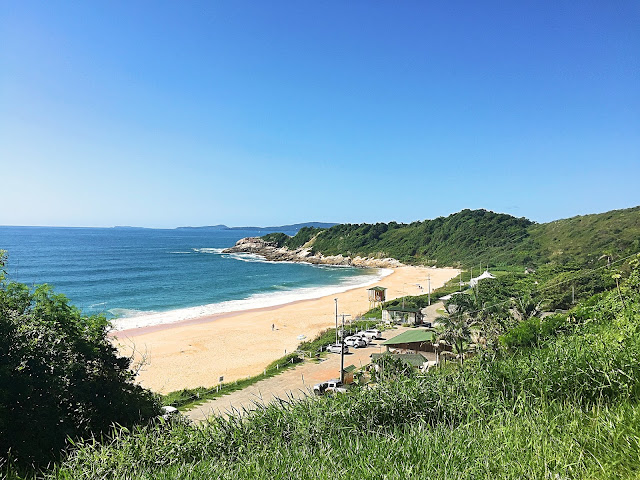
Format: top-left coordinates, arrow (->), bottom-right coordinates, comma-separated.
382,306 -> 423,325
343,364 -> 357,384
367,286 -> 387,309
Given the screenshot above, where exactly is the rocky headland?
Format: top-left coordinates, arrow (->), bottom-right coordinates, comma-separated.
222,237 -> 404,268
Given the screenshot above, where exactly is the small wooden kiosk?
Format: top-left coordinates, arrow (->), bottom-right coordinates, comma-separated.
367,286 -> 387,309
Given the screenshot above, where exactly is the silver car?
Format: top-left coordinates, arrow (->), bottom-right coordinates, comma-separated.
326,343 -> 349,354
344,336 -> 367,348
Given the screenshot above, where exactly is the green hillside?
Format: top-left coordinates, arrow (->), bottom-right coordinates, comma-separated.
264,206 -> 640,268
529,206 -> 640,266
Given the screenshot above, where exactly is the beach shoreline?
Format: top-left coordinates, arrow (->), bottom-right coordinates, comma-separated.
113,265 -> 459,394
110,266 -> 394,332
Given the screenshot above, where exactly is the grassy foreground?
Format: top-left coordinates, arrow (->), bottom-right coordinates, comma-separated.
27,262 -> 640,479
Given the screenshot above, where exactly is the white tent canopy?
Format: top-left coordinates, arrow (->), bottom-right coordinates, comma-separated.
469,270 -> 496,288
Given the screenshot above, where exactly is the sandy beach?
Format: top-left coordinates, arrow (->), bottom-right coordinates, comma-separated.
113,266 -> 459,393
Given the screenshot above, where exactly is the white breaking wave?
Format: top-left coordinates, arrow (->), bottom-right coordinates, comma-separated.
192,248 -> 225,254
109,308 -> 151,318
110,268 -> 393,331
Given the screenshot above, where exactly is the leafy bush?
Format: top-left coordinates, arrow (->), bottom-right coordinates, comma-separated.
499,314 -> 567,349
0,277 -> 160,468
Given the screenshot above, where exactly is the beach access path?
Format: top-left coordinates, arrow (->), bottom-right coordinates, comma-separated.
186,302 -> 444,422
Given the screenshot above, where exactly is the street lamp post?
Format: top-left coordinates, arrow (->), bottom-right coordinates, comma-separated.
428,274 -> 431,306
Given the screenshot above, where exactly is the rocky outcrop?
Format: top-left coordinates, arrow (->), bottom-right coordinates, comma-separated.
222,237 -> 404,268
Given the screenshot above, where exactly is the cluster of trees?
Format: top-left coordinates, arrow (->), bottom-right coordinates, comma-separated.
0,251 -> 160,470
431,255 -> 636,362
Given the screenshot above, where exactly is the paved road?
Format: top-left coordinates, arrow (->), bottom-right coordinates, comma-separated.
186,303 -> 443,422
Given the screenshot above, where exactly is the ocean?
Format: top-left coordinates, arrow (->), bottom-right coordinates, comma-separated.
0,226 -> 389,330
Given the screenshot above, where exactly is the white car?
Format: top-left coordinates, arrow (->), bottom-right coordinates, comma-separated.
354,332 -> 372,345
326,343 -> 349,354
313,379 -> 347,395
363,329 -> 382,340
160,405 -> 179,420
344,336 -> 367,348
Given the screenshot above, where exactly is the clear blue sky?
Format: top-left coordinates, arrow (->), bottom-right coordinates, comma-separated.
1,1 -> 638,228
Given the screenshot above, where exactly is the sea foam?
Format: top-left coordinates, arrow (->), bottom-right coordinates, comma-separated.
111,267 -> 392,331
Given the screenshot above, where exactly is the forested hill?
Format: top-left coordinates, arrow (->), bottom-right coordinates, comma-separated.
529,206 -> 640,266
262,206 -> 640,268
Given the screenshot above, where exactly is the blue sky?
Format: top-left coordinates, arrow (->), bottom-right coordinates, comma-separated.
1,1 -> 638,228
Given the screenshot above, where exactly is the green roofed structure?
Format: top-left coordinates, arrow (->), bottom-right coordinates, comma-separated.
382,306 -> 423,325
381,329 -> 448,354
343,364 -> 357,383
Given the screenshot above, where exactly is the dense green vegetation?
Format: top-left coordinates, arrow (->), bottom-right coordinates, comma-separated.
0,251 -> 160,472
27,256 -> 640,479
262,206 -> 640,268
529,205 -> 640,265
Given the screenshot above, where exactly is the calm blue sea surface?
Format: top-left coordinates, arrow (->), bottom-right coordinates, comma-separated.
0,226 -> 380,328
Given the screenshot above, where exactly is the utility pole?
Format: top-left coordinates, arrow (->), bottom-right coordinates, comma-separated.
334,298 -> 338,344
339,313 -> 350,383
428,275 -> 431,306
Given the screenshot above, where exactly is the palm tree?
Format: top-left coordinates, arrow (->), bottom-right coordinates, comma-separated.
437,314 -> 472,364
599,252 -> 614,268
436,298 -> 473,364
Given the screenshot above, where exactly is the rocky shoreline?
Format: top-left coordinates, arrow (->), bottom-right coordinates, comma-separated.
222,237 -> 404,268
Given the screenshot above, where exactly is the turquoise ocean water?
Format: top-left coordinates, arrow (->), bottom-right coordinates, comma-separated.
0,226 -> 387,330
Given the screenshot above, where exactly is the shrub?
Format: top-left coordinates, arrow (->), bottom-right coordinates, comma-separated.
0,279 -> 160,468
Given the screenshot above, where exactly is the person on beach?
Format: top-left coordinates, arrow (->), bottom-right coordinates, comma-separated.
272,323 -> 275,331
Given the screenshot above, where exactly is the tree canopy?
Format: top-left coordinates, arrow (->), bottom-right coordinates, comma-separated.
0,253 -> 160,469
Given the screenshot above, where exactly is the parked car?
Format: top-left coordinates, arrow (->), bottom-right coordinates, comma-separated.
160,405 -> 180,420
344,336 -> 367,348
354,332 -> 372,345
313,379 -> 347,395
363,328 -> 382,340
326,343 -> 349,354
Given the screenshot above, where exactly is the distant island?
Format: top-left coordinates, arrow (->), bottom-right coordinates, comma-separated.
175,222 -> 337,232
112,222 -> 337,233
